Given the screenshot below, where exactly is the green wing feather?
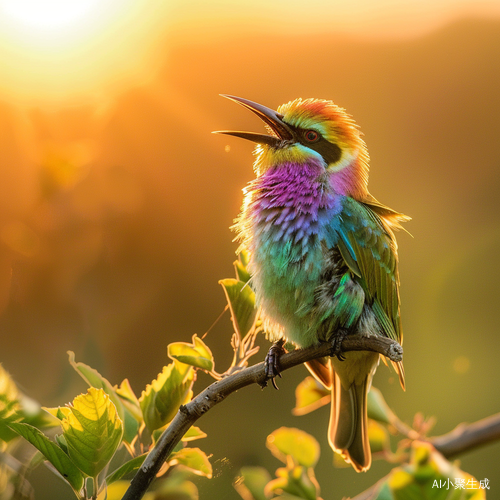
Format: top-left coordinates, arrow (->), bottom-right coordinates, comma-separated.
337,195 -> 407,388
338,196 -> 403,342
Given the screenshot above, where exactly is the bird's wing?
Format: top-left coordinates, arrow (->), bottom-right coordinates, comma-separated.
362,193 -> 411,233
336,196 -> 403,345
336,196 -> 406,388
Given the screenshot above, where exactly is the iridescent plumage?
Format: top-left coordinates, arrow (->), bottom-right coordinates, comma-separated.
216,95 -> 408,472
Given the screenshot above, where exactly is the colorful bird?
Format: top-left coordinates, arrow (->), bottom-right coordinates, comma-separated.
215,95 -> 408,472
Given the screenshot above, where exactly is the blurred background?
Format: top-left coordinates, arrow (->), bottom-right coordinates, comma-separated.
0,0 -> 499,498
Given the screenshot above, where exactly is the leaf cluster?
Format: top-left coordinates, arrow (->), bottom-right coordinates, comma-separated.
233,380 -> 489,500
0,252 -> 497,500
0,253 -> 259,500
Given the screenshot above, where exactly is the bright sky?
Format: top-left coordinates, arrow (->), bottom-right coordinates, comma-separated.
169,0 -> 500,37
0,0 -> 498,105
0,0 -> 169,105
2,0 -> 101,30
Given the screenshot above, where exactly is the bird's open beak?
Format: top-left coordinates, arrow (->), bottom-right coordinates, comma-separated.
213,95 -> 294,146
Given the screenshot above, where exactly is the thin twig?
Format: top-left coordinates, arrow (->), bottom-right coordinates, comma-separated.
122,336 -> 402,500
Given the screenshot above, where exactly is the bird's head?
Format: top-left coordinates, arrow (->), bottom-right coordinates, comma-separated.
215,95 -> 370,199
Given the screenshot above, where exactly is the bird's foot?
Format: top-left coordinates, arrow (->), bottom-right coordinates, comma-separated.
263,339 -> 286,390
330,329 -> 349,361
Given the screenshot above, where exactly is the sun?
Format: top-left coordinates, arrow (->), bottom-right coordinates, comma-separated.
0,0 -> 169,105
1,0 -> 101,31
0,0 -> 123,43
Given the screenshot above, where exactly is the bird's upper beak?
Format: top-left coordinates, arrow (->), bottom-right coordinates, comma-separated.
213,95 -> 294,147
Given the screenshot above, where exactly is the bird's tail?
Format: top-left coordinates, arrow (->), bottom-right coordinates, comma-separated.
305,354 -> 377,472
328,370 -> 371,472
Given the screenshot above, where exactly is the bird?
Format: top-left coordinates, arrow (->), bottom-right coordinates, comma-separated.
214,95 -> 408,472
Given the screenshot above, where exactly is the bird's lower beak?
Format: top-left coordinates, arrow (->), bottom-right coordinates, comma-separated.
213,95 -> 294,147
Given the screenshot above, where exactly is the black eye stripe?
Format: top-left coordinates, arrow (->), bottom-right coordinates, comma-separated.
287,125 -> 342,165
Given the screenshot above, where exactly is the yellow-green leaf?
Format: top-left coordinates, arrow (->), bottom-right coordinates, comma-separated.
239,250 -> 250,268
8,422 -> 84,492
0,364 -> 21,449
106,453 -> 147,485
44,406 -> 72,421
61,388 -> 123,478
68,352 -> 141,444
168,335 -> 214,372
234,258 -> 251,283
139,362 -> 195,433
234,466 -> 272,500
265,465 -> 319,500
374,441 -> 487,500
115,379 -> 142,420
168,447 -> 213,478
367,387 -> 394,425
266,428 -> 320,468
0,364 -> 21,443
97,480 -> 155,500
292,376 -> 330,416
219,278 -> 257,340
153,476 -> 199,500
368,420 -> 390,454
0,364 -> 19,421
182,425 -> 207,442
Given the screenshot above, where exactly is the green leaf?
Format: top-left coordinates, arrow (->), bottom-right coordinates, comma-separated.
374,441 -> 487,500
181,425 -> 207,442
0,364 -> 19,419
168,335 -> 214,372
154,475 -> 199,500
67,352 -> 141,444
234,466 -> 272,500
266,428 -> 320,469
44,406 -> 71,421
98,481 -> 156,500
219,278 -> 257,339
61,388 -> 123,478
168,447 -> 213,478
139,362 -> 195,433
234,259 -> 251,283
55,433 -> 69,454
368,420 -> 390,454
115,378 -> 143,421
367,387 -> 394,425
0,364 -> 21,442
373,481 -> 394,500
68,351 -> 116,397
8,422 -> 84,492
292,376 -> 330,416
18,393 -> 60,430
265,466 -> 319,500
106,453 -> 147,485
239,250 -> 250,268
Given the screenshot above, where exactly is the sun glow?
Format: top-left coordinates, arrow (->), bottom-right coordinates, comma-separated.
0,0 -> 499,107
0,0 -> 169,105
1,0 -> 101,31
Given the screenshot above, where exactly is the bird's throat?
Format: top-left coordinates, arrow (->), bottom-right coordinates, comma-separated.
247,161 -> 342,245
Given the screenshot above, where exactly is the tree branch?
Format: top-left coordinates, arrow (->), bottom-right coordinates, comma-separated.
122,335 -> 402,500
430,412 -> 500,459
350,414 -> 500,500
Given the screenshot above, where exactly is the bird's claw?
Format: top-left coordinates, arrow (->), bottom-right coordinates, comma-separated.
330,329 -> 349,361
264,339 -> 286,389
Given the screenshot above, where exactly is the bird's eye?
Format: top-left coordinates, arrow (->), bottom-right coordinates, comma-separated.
303,130 -> 320,143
